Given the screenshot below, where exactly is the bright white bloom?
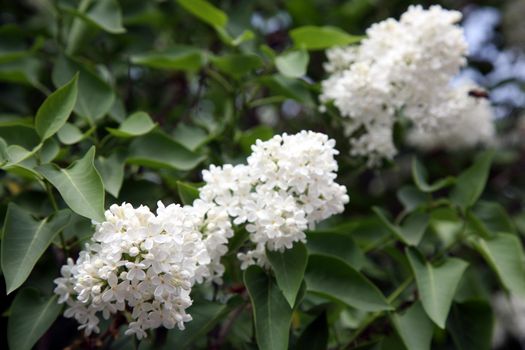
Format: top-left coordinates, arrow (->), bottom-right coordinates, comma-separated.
492,293 -> 525,348
407,83 -> 495,151
54,203 -> 210,338
199,131 -> 349,268
247,131 -> 349,225
321,5 -> 476,165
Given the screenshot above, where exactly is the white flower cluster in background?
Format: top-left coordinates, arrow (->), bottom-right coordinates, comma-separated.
54,203 -> 211,339
492,293 -> 525,348
199,131 -> 349,268
407,82 -> 496,151
321,5 -> 495,166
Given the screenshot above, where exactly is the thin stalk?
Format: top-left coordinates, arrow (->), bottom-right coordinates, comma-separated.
46,182 -> 69,254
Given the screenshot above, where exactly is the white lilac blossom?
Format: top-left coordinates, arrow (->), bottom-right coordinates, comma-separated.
407,83 -> 495,151
54,203 -> 210,339
492,293 -> 525,348
199,131 -> 349,269
321,5 -> 477,166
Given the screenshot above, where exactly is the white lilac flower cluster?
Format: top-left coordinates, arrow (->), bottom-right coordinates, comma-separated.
199,131 -> 349,268
54,203 -> 216,339
54,131 -> 348,338
321,5 -> 495,166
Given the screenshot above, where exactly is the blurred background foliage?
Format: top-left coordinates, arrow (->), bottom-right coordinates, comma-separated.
1,0 -> 525,349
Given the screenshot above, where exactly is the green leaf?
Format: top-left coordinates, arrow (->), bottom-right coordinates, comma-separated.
373,208 -> 429,246
36,147 -> 105,222
306,231 -> 365,269
131,46 -> 205,72
290,26 -> 361,50
450,151 -> 494,209
406,248 -> 468,328
7,288 -> 62,350
40,138 -> 60,163
259,74 -> 313,105
34,74 -> 78,140
177,0 -> 228,28
470,201 -> 516,236
0,57 -> 42,87
176,181 -> 200,205
95,151 -> 126,198
63,0 -> 126,34
305,255 -> 391,311
57,123 -> 84,145
0,124 -> 40,150
400,211 -> 430,246
471,233 -> 525,297
0,137 -> 8,165
239,126 -> 274,155
244,266 -> 293,350
173,123 -> 209,151
1,204 -> 71,294
107,111 -> 156,138
163,299 -> 236,349
296,311 -> 328,350
266,242 -> 308,307
391,301 -> 434,350
230,29 -> 255,46
412,157 -> 455,193
275,50 -> 309,78
127,132 -> 205,171
211,53 -> 263,79
447,300 -> 493,350
397,185 -> 429,212
52,55 -> 115,122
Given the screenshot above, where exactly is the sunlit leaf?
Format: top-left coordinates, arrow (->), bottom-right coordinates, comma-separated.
290,26 -> 361,50
177,0 -> 228,28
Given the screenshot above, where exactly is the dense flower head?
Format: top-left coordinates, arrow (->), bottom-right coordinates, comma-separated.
199,131 -> 349,268
54,203 -> 211,339
320,5 -> 492,166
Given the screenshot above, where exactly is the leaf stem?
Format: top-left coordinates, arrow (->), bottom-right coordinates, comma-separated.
45,182 -> 59,211
46,181 -> 68,254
